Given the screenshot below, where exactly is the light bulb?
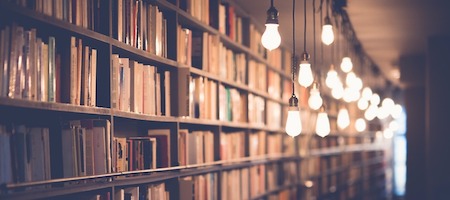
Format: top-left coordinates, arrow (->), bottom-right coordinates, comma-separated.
298,54 -> 314,87
340,57 -> 353,73
362,87 -> 373,100
357,98 -> 369,110
321,17 -> 334,45
343,87 -> 360,102
353,77 -> 363,90
316,111 -> 330,137
308,87 -> 323,110
345,72 -> 357,86
364,104 -> 378,121
325,68 -> 339,89
389,121 -> 399,132
370,93 -> 380,106
377,106 -> 390,119
285,107 -> 302,137
337,108 -> 350,130
383,128 -> 394,139
355,118 -> 366,132
331,83 -> 344,99
261,24 -> 281,51
391,104 -> 403,119
382,98 -> 395,110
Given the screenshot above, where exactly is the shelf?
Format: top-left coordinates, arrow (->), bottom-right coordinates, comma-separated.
112,110 -> 178,123
0,2 -> 112,45
0,97 -> 111,116
178,117 -> 221,126
308,144 -> 384,157
111,40 -> 179,68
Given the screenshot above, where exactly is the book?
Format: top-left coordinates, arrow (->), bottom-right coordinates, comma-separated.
147,129 -> 171,168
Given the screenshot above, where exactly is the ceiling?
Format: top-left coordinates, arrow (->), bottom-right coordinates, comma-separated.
235,0 -> 450,88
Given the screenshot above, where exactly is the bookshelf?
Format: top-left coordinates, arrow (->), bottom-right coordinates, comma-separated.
0,0 -> 388,199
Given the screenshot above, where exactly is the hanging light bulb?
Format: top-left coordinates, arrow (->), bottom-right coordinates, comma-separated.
355,118 -> 366,132
316,107 -> 330,137
389,121 -> 399,132
331,82 -> 344,99
308,83 -> 323,110
286,95 -> 302,137
345,72 -> 355,85
370,93 -> 380,106
325,65 -> 339,89
377,105 -> 390,120
261,0 -> 281,51
357,98 -> 369,110
321,16 -> 334,45
298,52 -> 314,87
362,87 -> 373,100
353,77 -> 363,90
382,98 -> 395,110
340,57 -> 353,73
337,107 -> 350,130
364,104 -> 378,121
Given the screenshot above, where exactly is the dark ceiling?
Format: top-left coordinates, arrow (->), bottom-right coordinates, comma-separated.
235,0 -> 450,88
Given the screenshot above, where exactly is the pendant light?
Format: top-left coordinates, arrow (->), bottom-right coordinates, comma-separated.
298,0 -> 314,87
355,118 -> 366,132
337,107 -> 350,130
285,0 -> 302,137
261,0 -> 281,51
321,0 -> 334,45
316,106 -> 331,137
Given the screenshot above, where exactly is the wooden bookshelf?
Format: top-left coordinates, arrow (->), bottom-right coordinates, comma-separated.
0,0 -> 388,199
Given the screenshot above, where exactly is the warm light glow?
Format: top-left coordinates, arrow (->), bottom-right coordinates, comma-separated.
383,128 -> 394,139
261,24 -> 281,51
389,121 -> 399,132
316,112 -> 331,137
365,105 -> 378,121
343,87 -> 360,102
353,77 -> 363,90
337,108 -> 350,130
362,87 -> 373,100
377,106 -> 390,120
355,118 -> 366,132
308,87 -> 323,110
325,68 -> 340,89
298,61 -> 314,87
345,72 -> 357,86
357,98 -> 369,110
382,98 -> 395,110
321,24 -> 334,45
285,107 -> 302,137
370,93 -> 380,105
331,83 -> 344,99
391,104 -> 403,119
340,57 -> 353,73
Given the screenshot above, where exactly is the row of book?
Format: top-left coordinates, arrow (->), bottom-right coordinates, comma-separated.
180,0 -> 211,25
267,100 -> 282,129
114,182 -> 168,200
61,119 -> 111,178
220,131 -> 245,161
268,70 -> 282,99
15,0 -> 101,31
248,59 -> 267,92
0,25 -> 98,106
178,130 -> 214,166
114,0 -> 167,57
111,54 -> 171,116
249,24 -> 265,57
188,76 -> 217,120
0,125 -> 51,184
65,37 -> 98,106
0,25 -> 58,102
218,85 -> 247,123
180,173 -> 218,200
218,3 -> 244,44
114,128 -> 171,171
248,94 -> 265,126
